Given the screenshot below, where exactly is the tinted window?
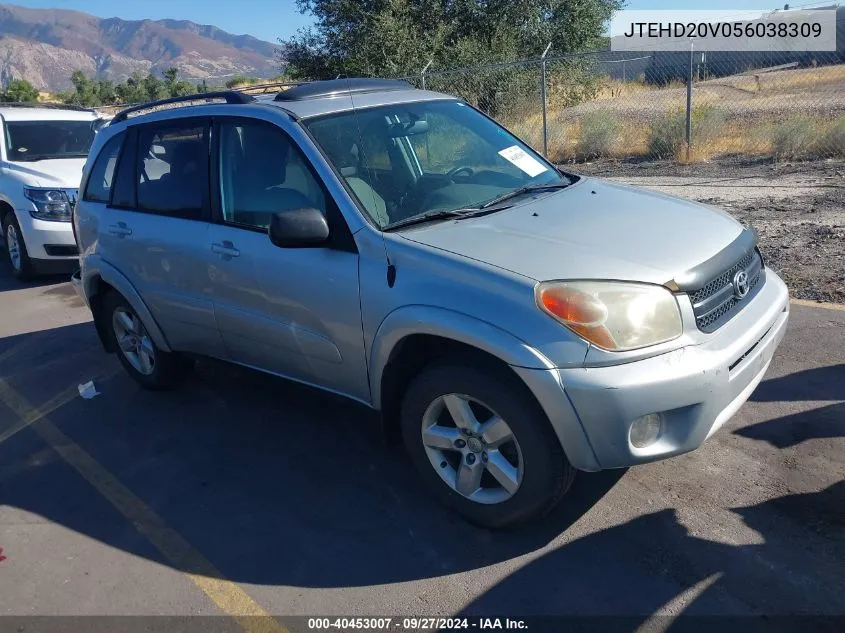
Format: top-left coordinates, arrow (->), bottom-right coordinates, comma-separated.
111,130 -> 137,208
4,120 -> 95,162
137,124 -> 206,215
83,134 -> 123,203
218,120 -> 325,229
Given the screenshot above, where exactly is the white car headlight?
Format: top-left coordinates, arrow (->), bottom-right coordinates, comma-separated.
24,188 -> 72,222
536,280 -> 683,351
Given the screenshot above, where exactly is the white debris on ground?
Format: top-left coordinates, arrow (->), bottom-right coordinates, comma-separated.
78,381 -> 100,399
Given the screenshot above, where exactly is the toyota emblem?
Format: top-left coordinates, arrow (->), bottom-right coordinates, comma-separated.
733,270 -> 750,299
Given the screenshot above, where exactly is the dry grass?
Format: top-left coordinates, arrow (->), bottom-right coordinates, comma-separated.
708,63 -> 845,94
592,77 -> 685,101
524,62 -> 845,163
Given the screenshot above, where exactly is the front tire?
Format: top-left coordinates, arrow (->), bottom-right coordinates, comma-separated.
401,362 -> 575,529
103,291 -> 193,390
3,212 -> 34,280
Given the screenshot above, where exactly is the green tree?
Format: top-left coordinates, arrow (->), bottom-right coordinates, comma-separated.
282,0 -> 623,80
114,73 -> 148,104
1,79 -> 40,103
162,67 -> 194,97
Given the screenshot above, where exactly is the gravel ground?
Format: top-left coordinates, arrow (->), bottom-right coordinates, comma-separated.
573,157 -> 845,303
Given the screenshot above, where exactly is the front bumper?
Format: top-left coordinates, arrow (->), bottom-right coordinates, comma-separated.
520,270 -> 789,471
16,212 -> 77,260
71,269 -> 88,307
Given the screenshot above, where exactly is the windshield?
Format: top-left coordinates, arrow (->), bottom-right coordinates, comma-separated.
304,100 -> 571,228
4,120 -> 95,162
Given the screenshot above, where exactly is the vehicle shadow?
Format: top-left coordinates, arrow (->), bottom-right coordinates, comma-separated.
736,364 -> 845,448
0,321 -> 626,590
0,258 -> 70,293
460,481 -> 845,620
750,364 -> 845,403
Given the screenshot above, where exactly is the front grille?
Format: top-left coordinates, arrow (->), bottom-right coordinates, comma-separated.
690,249 -> 764,332
44,244 -> 79,257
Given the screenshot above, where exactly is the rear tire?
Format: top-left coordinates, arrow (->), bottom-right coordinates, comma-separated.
400,362 -> 574,529
3,212 -> 34,280
103,291 -> 193,390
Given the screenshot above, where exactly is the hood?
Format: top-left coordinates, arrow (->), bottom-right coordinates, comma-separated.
398,178 -> 744,285
3,158 -> 86,188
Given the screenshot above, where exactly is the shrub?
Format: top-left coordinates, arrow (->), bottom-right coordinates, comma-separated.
771,118 -> 819,159
648,110 -> 686,159
576,110 -> 621,158
648,106 -> 725,159
814,117 -> 845,158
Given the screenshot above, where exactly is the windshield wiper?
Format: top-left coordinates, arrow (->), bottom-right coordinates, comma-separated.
11,153 -> 88,162
383,180 -> 574,231
11,154 -> 55,162
383,208 -> 471,231
478,181 -> 572,209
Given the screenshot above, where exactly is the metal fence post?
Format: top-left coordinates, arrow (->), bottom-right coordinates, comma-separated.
686,41 -> 694,162
540,42 -> 552,158
420,58 -> 433,91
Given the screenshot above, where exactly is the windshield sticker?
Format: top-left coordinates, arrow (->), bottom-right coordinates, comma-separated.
497,145 -> 548,177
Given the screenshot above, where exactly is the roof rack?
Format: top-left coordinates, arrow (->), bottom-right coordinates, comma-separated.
274,78 -> 413,102
0,102 -> 96,112
111,91 -> 255,124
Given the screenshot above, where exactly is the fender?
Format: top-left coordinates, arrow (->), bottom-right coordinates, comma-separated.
82,255 -> 172,353
369,304 -> 555,411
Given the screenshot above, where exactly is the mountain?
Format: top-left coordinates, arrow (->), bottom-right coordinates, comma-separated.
0,3 -> 281,91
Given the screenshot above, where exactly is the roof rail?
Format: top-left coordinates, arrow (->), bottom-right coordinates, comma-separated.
274,78 -> 413,102
0,101 -> 96,112
111,91 -> 255,124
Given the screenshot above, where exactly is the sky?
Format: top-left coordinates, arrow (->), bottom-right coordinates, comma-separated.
5,0 -> 313,43
3,0 -> 825,44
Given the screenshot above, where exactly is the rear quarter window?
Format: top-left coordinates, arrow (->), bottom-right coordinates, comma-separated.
83,133 -> 124,203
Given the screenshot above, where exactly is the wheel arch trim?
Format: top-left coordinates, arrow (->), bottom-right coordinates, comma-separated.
369,305 -> 554,411
83,257 -> 172,353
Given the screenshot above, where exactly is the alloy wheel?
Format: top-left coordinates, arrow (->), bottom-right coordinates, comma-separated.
112,307 -> 156,376
6,224 -> 21,272
421,393 -> 523,505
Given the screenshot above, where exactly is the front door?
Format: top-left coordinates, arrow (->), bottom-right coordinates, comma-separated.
206,117 -> 369,403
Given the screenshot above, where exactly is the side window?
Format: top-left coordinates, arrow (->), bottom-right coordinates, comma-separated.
218,120 -> 325,229
83,133 -> 123,203
136,123 -> 207,216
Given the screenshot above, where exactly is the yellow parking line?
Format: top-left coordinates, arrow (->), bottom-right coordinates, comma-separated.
0,336 -> 40,367
0,379 -> 288,633
790,298 -> 845,312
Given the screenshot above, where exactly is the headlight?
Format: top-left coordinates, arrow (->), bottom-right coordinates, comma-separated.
24,188 -> 72,222
536,280 -> 683,351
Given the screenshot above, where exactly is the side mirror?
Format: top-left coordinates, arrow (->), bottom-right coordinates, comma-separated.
268,207 -> 330,248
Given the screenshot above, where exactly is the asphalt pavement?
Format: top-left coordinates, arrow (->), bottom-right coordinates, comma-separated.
0,266 -> 842,631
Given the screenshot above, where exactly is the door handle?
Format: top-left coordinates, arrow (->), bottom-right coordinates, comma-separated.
108,222 -> 132,237
211,241 -> 240,259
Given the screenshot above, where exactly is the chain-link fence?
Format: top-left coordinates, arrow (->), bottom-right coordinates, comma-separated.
400,45 -> 845,164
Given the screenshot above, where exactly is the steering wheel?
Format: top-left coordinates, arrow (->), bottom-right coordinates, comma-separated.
446,165 -> 475,181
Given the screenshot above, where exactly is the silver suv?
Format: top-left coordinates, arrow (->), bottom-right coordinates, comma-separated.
73,80 -> 789,528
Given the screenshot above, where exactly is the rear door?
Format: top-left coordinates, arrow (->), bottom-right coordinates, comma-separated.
97,118 -> 226,358
205,116 -> 369,402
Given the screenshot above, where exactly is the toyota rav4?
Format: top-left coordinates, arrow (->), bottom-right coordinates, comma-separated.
72,80 -> 789,528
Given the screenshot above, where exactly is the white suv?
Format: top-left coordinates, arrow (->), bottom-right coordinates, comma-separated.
0,105 -> 104,279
